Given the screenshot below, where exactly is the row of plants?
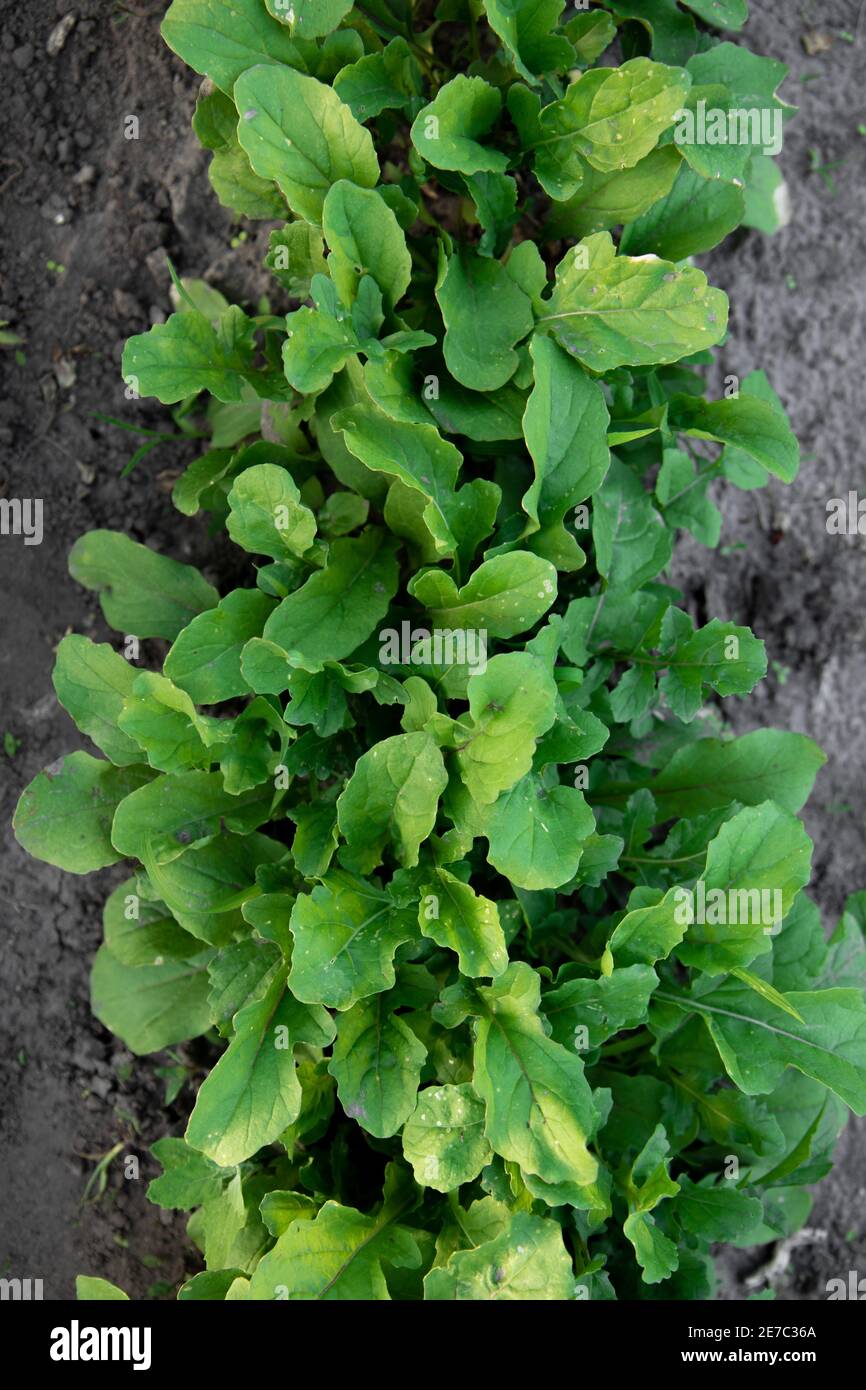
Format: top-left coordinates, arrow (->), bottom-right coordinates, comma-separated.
16,0 -> 866,1300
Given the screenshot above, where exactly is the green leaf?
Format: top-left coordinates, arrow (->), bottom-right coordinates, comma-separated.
410,552 -> 557,640
164,589 -> 275,704
186,967 -> 335,1165
456,652 -> 558,805
472,962 -> 600,1189
247,1198 -> 421,1299
161,0 -> 306,94
143,832 -> 285,939
76,1276 -> 130,1301
565,10 -> 617,65
620,1125 -> 680,1282
282,296 -> 361,397
649,730 -> 826,817
262,528 -> 400,671
659,617 -> 767,721
655,446 -> 722,547
601,0 -> 697,66
227,464 -> 317,559
90,944 -> 213,1054
234,65 -> 378,224
287,802 -> 339,877
521,336 -> 609,569
482,0 -> 573,84
465,171 -> 519,258
484,773 -> 596,891
207,937 -> 282,1032
540,233 -> 728,372
659,980 -> 866,1115
419,866 -> 509,977
547,146 -> 682,239
620,164 -> 745,262
266,221 -> 328,298
687,42 -> 789,115
329,992 -> 427,1137
333,38 -> 423,122
111,768 -> 276,863
259,1190 -> 318,1237
68,530 -> 218,640
426,378 -> 525,442
437,247 -> 535,392
592,457 -> 673,594
323,180 -> 411,315
103,880 -> 197,967
52,634 -> 142,766
742,153 -> 789,236
123,305 -> 260,404
195,89 -> 289,217
317,491 -> 370,538
426,1210 -> 576,1298
535,58 -> 690,194
265,0 -> 353,40
544,964 -> 658,1050
148,1136 -> 228,1211
676,801 -> 813,974
13,753 -> 152,874
118,671 -> 216,774
335,402 -> 462,558
611,803 -> 812,974
680,0 -> 748,28
623,1210 -> 678,1284
674,1176 -> 762,1243
411,75 -> 508,175
337,732 -> 448,872
669,393 -> 800,484
289,870 -> 417,1009
403,1083 -> 492,1191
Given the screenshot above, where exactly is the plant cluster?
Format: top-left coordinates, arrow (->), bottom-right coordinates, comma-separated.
15,0 -> 866,1301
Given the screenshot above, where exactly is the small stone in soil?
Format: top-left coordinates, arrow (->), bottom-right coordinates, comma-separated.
47,14 -> 77,57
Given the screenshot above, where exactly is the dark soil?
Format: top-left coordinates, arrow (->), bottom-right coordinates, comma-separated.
676,0 -> 866,1300
0,0 -> 863,1301
0,0 -> 270,1300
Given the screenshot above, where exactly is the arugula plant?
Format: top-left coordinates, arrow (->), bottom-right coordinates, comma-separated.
15,0 -> 866,1302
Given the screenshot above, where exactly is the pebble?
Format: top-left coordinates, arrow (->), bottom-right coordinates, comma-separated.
130,220 -> 168,256
73,164 -> 96,186
12,43 -> 34,70
47,13 -> 77,57
54,357 -> 77,390
145,247 -> 171,288
113,288 -> 142,321
40,194 -> 70,224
